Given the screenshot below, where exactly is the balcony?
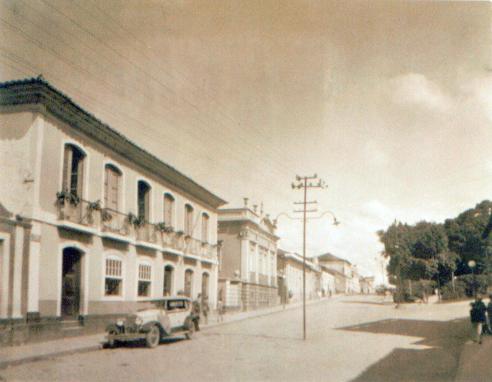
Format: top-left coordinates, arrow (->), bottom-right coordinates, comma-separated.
100,208 -> 132,242
55,192 -> 217,261
135,222 -> 161,250
56,197 -> 98,235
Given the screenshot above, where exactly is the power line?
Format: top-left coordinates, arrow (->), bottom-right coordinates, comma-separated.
32,0 -> 303,176
0,19 -> 296,188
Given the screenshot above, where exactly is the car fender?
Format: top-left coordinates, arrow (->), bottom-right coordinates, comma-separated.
141,321 -> 166,336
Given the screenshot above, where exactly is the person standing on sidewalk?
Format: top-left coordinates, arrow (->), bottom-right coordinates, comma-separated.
192,293 -> 202,331
202,295 -> 210,325
470,296 -> 487,344
217,297 -> 225,322
487,295 -> 492,334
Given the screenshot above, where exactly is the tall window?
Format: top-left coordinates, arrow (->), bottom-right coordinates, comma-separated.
62,144 -> 85,196
163,265 -> 174,296
137,181 -> 151,221
184,204 -> 194,236
163,193 -> 174,226
104,164 -> 121,210
201,213 -> 209,243
184,269 -> 193,297
137,263 -> 152,297
105,257 -> 123,296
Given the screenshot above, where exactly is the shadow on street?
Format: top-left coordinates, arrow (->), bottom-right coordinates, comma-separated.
338,318 -> 469,382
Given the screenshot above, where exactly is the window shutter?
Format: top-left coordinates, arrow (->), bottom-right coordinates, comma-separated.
62,145 -> 72,191
76,155 -> 84,197
104,167 -> 109,207
110,170 -> 119,210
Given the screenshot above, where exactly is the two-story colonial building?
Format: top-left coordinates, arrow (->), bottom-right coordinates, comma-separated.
217,200 -> 279,311
0,77 -> 225,344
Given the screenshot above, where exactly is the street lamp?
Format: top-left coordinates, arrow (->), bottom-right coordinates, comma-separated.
468,260 -> 477,298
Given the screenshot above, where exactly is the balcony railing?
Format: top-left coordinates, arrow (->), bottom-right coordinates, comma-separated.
56,193 -> 217,262
57,198 -> 99,229
136,222 -> 158,244
101,208 -> 131,237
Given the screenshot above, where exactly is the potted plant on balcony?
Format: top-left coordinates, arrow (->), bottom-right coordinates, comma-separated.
101,208 -> 113,222
85,200 -> 101,224
175,230 -> 185,236
87,200 -> 101,212
56,190 -> 80,206
127,213 -> 145,228
155,222 -> 167,232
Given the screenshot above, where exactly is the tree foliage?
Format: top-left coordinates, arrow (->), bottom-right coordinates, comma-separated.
379,200 -> 492,297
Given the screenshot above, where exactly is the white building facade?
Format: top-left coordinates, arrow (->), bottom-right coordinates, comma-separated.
277,250 -> 321,303
0,78 -> 225,344
218,203 -> 279,310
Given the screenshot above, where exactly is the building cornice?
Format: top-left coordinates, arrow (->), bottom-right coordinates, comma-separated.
0,77 -> 227,209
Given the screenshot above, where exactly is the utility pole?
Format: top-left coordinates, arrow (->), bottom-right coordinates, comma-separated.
292,174 -> 326,340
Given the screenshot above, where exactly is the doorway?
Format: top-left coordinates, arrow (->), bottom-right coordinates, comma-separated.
61,247 -> 82,318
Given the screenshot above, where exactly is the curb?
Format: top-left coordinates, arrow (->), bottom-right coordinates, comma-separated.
0,344 -> 103,370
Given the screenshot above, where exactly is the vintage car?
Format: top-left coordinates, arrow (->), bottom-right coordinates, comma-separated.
105,297 -> 196,348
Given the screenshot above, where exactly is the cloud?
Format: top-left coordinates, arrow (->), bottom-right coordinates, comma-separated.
389,73 -> 451,112
461,75 -> 492,123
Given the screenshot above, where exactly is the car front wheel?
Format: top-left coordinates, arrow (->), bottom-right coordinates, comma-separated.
145,325 -> 160,348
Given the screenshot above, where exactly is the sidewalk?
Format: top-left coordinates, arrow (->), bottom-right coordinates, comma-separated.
454,335 -> 492,382
0,297 -> 333,369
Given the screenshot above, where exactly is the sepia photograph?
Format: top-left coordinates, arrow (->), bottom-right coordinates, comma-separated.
0,0 -> 491,381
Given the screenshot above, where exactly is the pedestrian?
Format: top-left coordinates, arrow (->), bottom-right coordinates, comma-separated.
487,295 -> 492,334
192,293 -> 201,331
202,295 -> 209,325
217,297 -> 224,323
470,296 -> 487,344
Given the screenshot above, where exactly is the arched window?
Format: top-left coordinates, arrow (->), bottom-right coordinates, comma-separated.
104,164 -> 122,210
163,265 -> 174,296
184,269 -> 193,297
163,193 -> 175,227
62,144 -> 85,196
105,256 -> 123,296
137,181 -> 151,221
201,213 -> 209,243
184,204 -> 194,236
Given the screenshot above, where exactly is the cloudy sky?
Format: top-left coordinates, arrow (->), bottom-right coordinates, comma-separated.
1,0 -> 491,282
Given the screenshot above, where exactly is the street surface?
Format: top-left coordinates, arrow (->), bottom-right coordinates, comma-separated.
1,295 -> 471,382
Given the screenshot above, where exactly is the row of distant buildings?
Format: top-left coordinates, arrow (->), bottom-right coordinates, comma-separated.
0,78 -> 373,345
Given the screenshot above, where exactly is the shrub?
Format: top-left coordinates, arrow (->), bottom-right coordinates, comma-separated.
441,280 -> 466,301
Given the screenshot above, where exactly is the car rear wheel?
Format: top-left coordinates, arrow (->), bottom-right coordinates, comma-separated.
145,325 -> 160,348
